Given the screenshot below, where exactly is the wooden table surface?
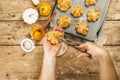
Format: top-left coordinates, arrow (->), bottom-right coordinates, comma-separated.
0,0 -> 120,80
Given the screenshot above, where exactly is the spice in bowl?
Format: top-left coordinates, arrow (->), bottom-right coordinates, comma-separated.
30,25 -> 45,41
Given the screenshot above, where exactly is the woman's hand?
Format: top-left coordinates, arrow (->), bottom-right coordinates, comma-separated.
78,42 -> 109,60
43,27 -> 64,58
78,42 -> 118,80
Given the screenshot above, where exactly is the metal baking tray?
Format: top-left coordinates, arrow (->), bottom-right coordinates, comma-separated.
50,0 -> 111,41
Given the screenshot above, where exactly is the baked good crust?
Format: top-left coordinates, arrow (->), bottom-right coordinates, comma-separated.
57,15 -> 71,28
87,8 -> 100,22
75,22 -> 89,35
71,4 -> 83,17
57,0 -> 72,11
85,0 -> 97,7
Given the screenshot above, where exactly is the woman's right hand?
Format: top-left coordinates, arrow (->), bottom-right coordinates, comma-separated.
78,42 -> 118,80
43,27 -> 64,58
78,42 -> 109,60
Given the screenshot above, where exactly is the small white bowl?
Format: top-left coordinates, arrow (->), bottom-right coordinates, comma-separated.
21,39 -> 35,52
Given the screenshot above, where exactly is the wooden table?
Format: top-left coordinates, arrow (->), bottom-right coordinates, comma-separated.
0,0 -> 120,80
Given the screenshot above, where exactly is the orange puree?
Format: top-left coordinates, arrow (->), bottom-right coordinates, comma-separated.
38,3 -> 51,16
31,25 -> 45,40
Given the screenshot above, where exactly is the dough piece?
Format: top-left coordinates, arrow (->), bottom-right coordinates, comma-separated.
75,22 -> 89,35
57,15 -> 71,28
87,8 -> 100,22
57,0 -> 72,11
47,30 -> 63,45
71,4 -> 83,17
85,0 -> 97,7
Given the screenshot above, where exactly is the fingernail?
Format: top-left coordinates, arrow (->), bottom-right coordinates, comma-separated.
87,56 -> 92,59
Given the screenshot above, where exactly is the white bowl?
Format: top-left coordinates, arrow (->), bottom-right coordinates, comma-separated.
21,39 -> 35,52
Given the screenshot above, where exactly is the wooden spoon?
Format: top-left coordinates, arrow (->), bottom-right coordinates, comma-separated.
40,12 -> 57,31
33,12 -> 57,35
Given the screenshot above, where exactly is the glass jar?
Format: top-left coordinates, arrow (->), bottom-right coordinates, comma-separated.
30,25 -> 45,41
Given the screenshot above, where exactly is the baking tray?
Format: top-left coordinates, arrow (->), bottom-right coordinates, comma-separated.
50,0 -> 111,41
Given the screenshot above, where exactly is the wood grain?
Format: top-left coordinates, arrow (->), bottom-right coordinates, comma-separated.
0,46 -> 100,80
0,0 -> 120,21
96,21 -> 120,45
0,46 -> 99,73
0,0 -> 120,80
0,46 -> 119,80
0,46 -> 99,80
103,21 -> 120,45
106,0 -> 120,21
0,21 -> 46,45
0,0 -> 55,20
0,21 -> 119,45
0,72 -> 99,80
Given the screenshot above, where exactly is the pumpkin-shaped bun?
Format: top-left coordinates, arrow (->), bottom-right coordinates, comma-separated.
75,22 -> 89,35
38,3 -> 51,16
57,15 -> 71,28
87,8 -> 100,22
57,0 -> 72,11
71,4 -> 83,17
85,0 -> 97,7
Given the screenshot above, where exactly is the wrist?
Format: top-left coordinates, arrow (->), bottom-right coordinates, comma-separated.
44,54 -> 56,59
43,55 -> 56,65
44,51 -> 57,58
99,50 -> 110,62
44,53 -> 56,58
